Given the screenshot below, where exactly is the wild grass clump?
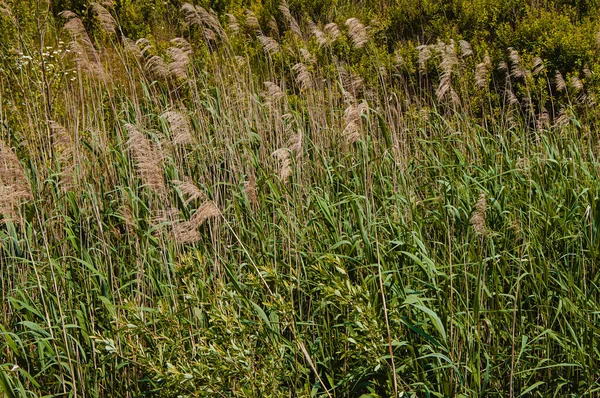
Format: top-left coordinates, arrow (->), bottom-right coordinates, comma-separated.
1,1 -> 600,397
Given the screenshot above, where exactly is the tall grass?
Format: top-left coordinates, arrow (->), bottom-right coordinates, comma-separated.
1,2 -> 600,397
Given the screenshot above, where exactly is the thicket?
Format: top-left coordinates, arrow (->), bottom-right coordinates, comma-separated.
1,0 -> 600,397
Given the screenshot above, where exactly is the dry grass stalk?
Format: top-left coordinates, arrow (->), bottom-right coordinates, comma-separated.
90,2 -> 117,35
162,110 -> 193,145
470,193 -> 487,236
125,123 -> 165,193
345,18 -> 368,48
0,140 -> 32,220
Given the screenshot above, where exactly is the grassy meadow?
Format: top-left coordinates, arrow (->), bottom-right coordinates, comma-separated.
1,0 -> 600,396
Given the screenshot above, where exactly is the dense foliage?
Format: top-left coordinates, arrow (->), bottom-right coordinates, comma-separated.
1,0 -> 600,396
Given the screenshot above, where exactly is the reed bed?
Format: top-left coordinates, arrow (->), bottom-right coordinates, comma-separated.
1,1 -> 600,397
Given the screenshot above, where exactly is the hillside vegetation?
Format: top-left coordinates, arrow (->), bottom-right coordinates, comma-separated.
1,0 -> 600,396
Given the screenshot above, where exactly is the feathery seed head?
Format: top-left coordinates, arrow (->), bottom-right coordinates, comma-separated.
162,110 -> 193,145
90,3 -> 117,35
258,34 -> 280,55
125,123 -> 165,193
345,18 -> 368,48
470,193 -> 487,236
555,71 -> 566,92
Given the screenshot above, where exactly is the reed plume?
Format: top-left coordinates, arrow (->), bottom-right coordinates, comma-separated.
267,17 -> 280,38
264,81 -> 286,102
162,110 -> 194,145
416,45 -> 433,73
555,71 -> 566,92
123,37 -> 143,60
470,193 -> 487,236
60,11 -> 104,77
49,120 -> 76,191
258,34 -> 280,55
345,18 -> 368,48
181,3 -> 225,41
172,201 -> 221,244
173,178 -> 205,206
300,48 -> 315,64
244,9 -> 260,31
324,23 -> 341,43
272,148 -> 292,181
475,54 -> 492,89
226,14 -> 240,33
435,40 -> 458,103
279,1 -> 302,37
569,75 -> 583,92
459,40 -> 473,57
167,38 -> 192,80
343,100 -> 368,145
125,123 -> 165,193
532,57 -> 545,75
90,2 -> 117,35
0,140 -> 32,220
292,62 -> 313,91
309,21 -> 327,47
508,48 -> 525,79
244,173 -> 258,206
145,55 -> 169,80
